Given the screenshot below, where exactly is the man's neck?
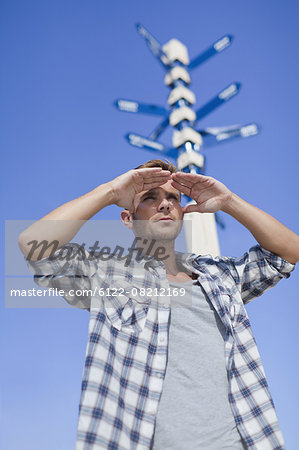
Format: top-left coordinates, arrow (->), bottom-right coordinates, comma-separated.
136,237 -> 181,276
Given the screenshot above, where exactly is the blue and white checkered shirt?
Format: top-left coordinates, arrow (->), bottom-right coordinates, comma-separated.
28,244 -> 295,450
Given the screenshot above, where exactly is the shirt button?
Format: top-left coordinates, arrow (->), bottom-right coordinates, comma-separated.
163,303 -> 169,308
149,409 -> 156,415
159,336 -> 165,343
154,372 -> 163,378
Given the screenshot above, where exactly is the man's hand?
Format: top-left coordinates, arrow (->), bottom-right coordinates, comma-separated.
108,168 -> 171,212
171,172 -> 233,214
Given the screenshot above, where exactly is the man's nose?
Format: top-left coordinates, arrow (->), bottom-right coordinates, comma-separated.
158,198 -> 171,211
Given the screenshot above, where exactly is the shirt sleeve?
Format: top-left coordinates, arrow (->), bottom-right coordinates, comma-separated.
213,244 -> 296,305
26,243 -> 100,310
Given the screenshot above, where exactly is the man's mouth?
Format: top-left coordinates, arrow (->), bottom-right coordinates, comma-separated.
158,217 -> 173,221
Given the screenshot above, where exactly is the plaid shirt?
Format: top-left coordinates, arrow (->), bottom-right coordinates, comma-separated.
28,243 -> 295,450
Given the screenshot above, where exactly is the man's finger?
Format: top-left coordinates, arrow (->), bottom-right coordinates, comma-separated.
141,173 -> 172,187
138,168 -> 171,178
172,172 -> 210,184
170,176 -> 193,188
183,204 -> 200,214
142,173 -> 172,183
143,179 -> 171,189
136,167 -> 163,173
171,180 -> 191,196
172,172 -> 209,179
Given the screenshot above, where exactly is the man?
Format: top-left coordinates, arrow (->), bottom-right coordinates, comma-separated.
19,159 -> 298,450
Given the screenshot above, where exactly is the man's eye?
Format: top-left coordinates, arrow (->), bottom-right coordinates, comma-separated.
144,195 -> 155,200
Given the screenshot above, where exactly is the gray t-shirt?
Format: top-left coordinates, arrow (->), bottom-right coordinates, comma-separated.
152,279 -> 246,450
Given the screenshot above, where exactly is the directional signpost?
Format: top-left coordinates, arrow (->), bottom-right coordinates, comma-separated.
115,24 -> 260,256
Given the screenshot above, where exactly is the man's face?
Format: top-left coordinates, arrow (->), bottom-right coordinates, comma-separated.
131,179 -> 184,241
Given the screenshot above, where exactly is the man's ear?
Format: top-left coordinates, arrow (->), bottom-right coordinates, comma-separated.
120,209 -> 134,229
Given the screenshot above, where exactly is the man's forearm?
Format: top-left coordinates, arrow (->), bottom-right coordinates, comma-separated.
19,166 -> 172,261
221,193 -> 299,264
18,182 -> 115,260
40,182 -> 115,221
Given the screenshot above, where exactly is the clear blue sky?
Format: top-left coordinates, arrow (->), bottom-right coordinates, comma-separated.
1,1 -> 298,449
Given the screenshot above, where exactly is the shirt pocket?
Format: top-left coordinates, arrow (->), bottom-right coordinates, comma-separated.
103,288 -> 151,333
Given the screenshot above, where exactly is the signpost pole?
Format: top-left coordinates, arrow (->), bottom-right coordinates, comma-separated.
115,25 -> 260,256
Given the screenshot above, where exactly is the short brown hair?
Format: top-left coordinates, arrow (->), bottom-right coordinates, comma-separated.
135,159 -> 178,173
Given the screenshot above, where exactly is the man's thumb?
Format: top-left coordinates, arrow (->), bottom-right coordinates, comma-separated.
183,204 -> 200,214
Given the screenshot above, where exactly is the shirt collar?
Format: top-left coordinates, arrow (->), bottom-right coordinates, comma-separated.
134,248 -> 199,275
